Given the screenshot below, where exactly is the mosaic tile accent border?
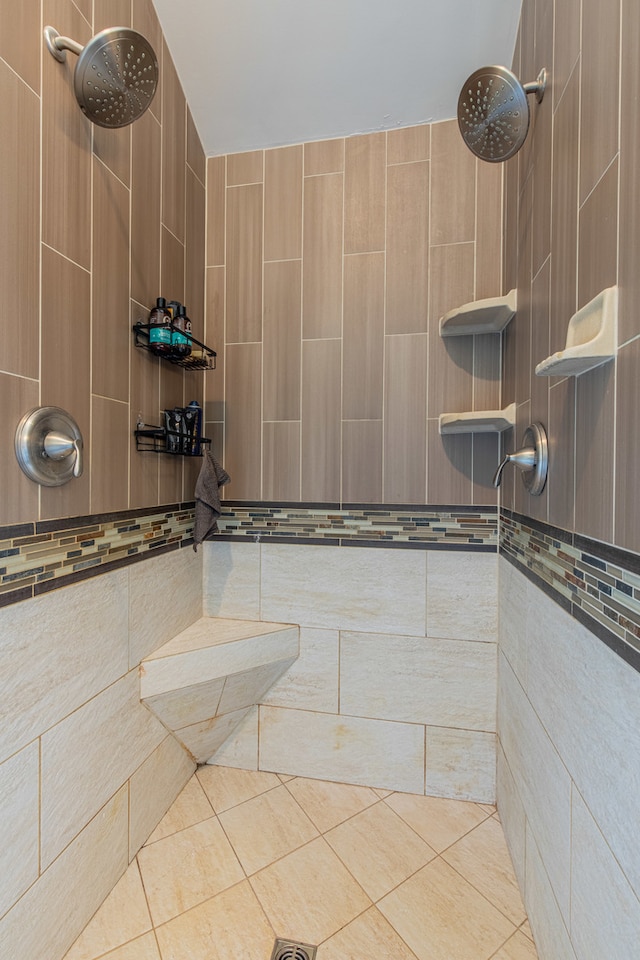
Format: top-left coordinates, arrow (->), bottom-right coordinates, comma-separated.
0,504 -> 195,609
217,502 -> 498,549
501,509 -> 640,673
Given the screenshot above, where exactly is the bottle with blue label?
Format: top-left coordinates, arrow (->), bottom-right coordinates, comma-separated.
148,297 -> 172,356
171,304 -> 192,358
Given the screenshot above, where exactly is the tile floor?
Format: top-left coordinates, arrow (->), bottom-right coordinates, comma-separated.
63,766 -> 539,960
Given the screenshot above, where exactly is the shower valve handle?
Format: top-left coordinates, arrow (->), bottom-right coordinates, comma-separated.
492,423 -> 548,496
493,447 -> 536,487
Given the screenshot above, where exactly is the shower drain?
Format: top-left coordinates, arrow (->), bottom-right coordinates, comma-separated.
270,938 -> 317,960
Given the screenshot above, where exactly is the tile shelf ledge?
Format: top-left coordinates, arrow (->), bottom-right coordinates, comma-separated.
439,289 -> 517,337
534,285 -> 618,377
439,403 -> 517,435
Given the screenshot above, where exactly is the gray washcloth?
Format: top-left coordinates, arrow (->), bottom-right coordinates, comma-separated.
193,452 -> 230,551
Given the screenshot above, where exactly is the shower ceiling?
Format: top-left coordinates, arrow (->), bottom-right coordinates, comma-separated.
151,0 -> 523,157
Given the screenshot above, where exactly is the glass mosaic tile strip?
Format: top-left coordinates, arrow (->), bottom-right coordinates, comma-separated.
216,503 -> 498,547
0,504 -> 195,609
0,501 -> 497,609
500,509 -> 640,673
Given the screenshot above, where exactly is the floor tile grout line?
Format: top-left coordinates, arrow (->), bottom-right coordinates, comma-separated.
438,849 -> 525,931
66,767 -> 538,959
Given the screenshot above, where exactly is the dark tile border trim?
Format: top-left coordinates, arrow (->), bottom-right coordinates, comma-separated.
216,503 -> 498,550
501,509 -> 640,673
0,502 -> 498,609
0,505 -> 195,609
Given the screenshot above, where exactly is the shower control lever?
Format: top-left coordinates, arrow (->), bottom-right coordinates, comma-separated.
493,422 -> 548,496
15,407 -> 84,487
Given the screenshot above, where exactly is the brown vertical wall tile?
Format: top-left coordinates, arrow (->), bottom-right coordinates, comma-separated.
430,120 -> 476,245
0,60 -> 39,379
428,244 -> 474,417
344,133 -> 386,254
131,109 -> 161,311
129,301 -> 159,510
263,260 -> 302,422
615,339 -> 640,551
385,161 -> 429,334
530,257 -> 551,428
575,363 -> 615,544
577,158 -> 618,311
302,173 -> 343,339
186,168 -> 206,340
264,145 -> 303,261
387,124 -> 430,165
342,253 -> 384,420
531,94 -> 552,280
93,125 -> 131,190
429,242 -> 475,330
72,0 -> 91,23
547,379 -> 575,533
158,449 -> 183,506
515,175 -> 532,406
304,138 -> 344,176
227,151 -> 263,186
133,0 -> 163,124
503,156 -> 519,299
473,335 -> 502,412
427,422 -> 472,505
94,0 -> 131,30
42,0 -> 92,269
206,422 -> 224,464
205,267 -> 225,418
301,339 -> 341,502
39,178 -> 88,523
225,343 -> 262,500
550,63 -> 579,355
0,0 -> 41,93
0,373 -> 39,524
383,334 -> 427,504
475,162 -> 503,301
161,42 -> 186,242
553,0 -> 581,108
226,184 -> 263,343
579,0 -> 620,205
206,156 -> 226,267
161,226 -> 185,305
187,109 -> 206,184
91,397 -> 129,513
342,421 -> 382,504
159,354 -> 184,414
263,422 -> 301,502
618,0 -> 640,345
41,246 -> 91,435
92,158 -> 131,403
472,434 -> 499,506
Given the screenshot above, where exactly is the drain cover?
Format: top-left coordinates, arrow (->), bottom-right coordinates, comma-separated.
270,938 -> 317,960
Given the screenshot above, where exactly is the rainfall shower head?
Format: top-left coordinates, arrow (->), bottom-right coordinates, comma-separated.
457,65 -> 547,162
44,25 -> 158,128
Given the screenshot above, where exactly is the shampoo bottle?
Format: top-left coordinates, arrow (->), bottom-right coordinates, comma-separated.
171,304 -> 192,358
148,297 -> 172,356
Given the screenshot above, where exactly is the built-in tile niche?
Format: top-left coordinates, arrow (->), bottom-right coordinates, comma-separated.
205,121 -> 505,507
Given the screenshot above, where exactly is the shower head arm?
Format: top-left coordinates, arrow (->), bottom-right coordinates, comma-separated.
44,26 -> 83,63
522,68 -> 547,104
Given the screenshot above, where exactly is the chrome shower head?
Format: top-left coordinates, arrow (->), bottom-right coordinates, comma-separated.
44,25 -> 158,128
457,65 -> 547,162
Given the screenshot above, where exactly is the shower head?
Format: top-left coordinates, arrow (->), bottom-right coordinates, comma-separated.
44,25 -> 158,128
457,65 -> 547,162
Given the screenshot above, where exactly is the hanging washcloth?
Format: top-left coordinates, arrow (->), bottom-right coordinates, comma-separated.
193,452 -> 230,551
